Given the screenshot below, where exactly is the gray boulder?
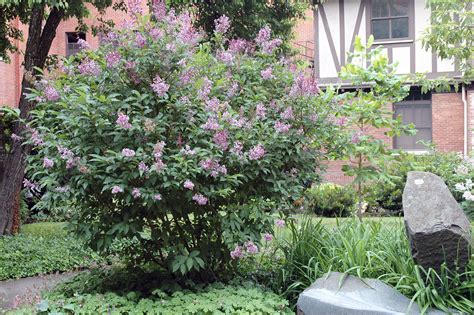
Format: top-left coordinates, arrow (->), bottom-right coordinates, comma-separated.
297,272 -> 446,314
403,171 -> 471,272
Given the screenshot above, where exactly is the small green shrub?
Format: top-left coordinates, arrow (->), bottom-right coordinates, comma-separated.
0,232 -> 102,280
305,183 -> 356,217
367,149 -> 474,218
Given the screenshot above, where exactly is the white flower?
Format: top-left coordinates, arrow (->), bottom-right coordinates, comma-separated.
465,179 -> 473,190
455,183 -> 466,192
455,164 -> 469,175
463,190 -> 474,201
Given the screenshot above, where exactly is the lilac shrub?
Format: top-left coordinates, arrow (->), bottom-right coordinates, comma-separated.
26,4 -> 338,278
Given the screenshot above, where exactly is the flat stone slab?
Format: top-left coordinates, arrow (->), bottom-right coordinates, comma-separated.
297,272 -> 447,315
403,171 -> 471,272
0,272 -> 78,311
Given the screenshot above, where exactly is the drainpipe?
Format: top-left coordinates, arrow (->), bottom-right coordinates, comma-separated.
462,84 -> 468,156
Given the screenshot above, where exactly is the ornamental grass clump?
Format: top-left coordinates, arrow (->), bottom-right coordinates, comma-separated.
25,2 -> 338,280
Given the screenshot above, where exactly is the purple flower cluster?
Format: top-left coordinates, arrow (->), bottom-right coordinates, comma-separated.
29,128 -> 44,146
245,241 -> 259,254
138,161 -> 149,172
116,112 -> 132,129
127,0 -> 144,17
149,28 -> 163,41
214,15 -> 231,34
198,77 -> 213,100
255,26 -> 281,54
135,33 -> 147,48
106,51 -> 121,68
280,107 -> 294,120
351,132 -> 362,144
201,117 -> 220,130
23,179 -> 40,193
230,245 -> 244,259
111,186 -> 123,194
248,144 -> 265,160
122,148 -> 136,157
230,141 -> 243,156
275,219 -> 285,228
43,157 -> 54,169
152,0 -> 166,20
154,193 -> 162,201
217,50 -> 234,65
256,103 -> 266,119
55,186 -> 70,193
200,158 -> 227,177
153,141 -> 166,172
263,233 -> 273,242
177,12 -> 201,45
213,130 -> 229,151
183,179 -> 194,190
192,193 -> 208,205
11,133 -> 23,142
228,39 -> 253,55
151,75 -> 170,97
181,145 -> 196,156
227,81 -> 239,98
132,188 -> 141,199
44,86 -> 60,102
261,67 -> 273,80
77,39 -> 90,50
274,120 -> 291,133
289,72 -> 319,97
256,26 -> 271,44
78,59 -> 101,76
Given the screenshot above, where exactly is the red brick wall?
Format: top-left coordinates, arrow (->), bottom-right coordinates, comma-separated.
432,92 -> 464,153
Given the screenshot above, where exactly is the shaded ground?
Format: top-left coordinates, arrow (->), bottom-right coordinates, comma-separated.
0,272 -> 78,312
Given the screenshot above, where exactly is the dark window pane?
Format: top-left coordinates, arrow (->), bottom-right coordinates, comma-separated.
391,18 -> 408,38
391,0 -> 409,16
372,0 -> 390,17
372,19 -> 390,39
66,32 -> 86,44
394,102 -> 432,150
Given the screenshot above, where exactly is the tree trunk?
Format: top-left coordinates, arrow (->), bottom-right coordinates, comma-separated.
0,6 -> 64,235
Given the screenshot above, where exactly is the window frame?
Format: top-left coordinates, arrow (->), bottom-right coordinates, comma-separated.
393,99 -> 432,151
65,32 -> 86,57
368,0 -> 414,43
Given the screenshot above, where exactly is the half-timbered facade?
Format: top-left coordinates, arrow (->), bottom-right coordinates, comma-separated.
295,0 -> 474,183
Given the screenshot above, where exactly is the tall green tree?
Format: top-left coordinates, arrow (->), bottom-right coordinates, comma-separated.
0,0 -> 113,235
168,0 -> 308,48
422,0 -> 473,81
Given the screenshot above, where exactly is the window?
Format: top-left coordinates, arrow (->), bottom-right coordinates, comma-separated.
393,89 -> 432,150
66,32 -> 86,57
371,0 -> 409,40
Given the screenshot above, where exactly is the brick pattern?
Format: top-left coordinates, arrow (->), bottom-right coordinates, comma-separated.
431,92 -> 464,153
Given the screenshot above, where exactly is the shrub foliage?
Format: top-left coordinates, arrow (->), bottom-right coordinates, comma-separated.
26,7 -> 338,278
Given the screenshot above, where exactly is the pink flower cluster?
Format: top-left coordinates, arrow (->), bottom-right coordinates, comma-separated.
275,219 -> 285,228
245,241 -> 259,254
213,130 -> 229,151
230,141 -> 244,157
29,128 -> 44,146
77,39 -> 90,50
127,0 -> 144,18
44,86 -> 60,101
201,117 -> 220,130
280,107 -> 294,120
154,193 -> 162,201
23,179 -> 40,193
261,67 -> 273,80
106,51 -> 121,68
200,158 -> 227,177
198,77 -> 213,100
152,0 -> 166,20
122,148 -> 136,157
151,75 -> 170,97
138,161 -> 149,172
43,157 -> 54,169
230,245 -> 244,259
183,179 -> 194,190
256,103 -> 266,119
255,26 -> 281,54
289,72 -> 319,97
274,120 -> 291,133
248,144 -> 265,160
78,59 -> 101,76
116,112 -> 132,129
132,187 -> 141,199
192,193 -> 208,205
214,15 -> 231,34
153,141 -> 166,172
263,233 -> 273,242
111,185 -> 123,194
228,39 -> 253,55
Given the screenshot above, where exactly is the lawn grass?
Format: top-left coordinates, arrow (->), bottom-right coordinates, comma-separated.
21,222 -> 67,238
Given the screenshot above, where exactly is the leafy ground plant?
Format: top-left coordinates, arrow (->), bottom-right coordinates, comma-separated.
11,273 -> 292,315
0,223 -> 103,280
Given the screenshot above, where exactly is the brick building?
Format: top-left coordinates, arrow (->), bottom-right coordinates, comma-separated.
293,0 -> 474,184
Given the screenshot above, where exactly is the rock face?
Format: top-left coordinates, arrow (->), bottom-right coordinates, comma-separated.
297,272 -> 445,315
403,171 -> 471,272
